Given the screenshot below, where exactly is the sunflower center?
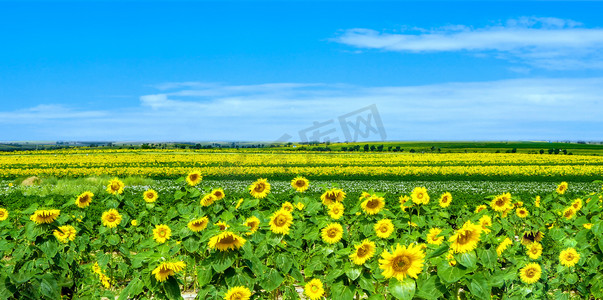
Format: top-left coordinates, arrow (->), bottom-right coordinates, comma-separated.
296,180 -> 305,187
380,225 -> 388,233
417,193 -> 423,199
357,245 -> 368,257
81,195 -> 90,202
159,230 -> 166,237
495,199 -> 505,206
311,284 -> 319,293
111,183 -> 120,190
327,228 -> 338,238
564,210 -> 573,218
526,269 -> 536,278
366,199 -> 379,209
565,253 -> 574,261
332,207 -> 340,214
531,248 -> 538,254
189,174 -> 199,181
107,215 -> 116,222
254,183 -> 265,193
275,215 -> 287,226
220,235 -> 235,245
457,230 -> 473,245
147,193 -> 154,199
442,197 -> 448,203
393,255 -> 411,272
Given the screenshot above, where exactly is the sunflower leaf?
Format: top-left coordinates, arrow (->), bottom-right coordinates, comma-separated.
389,277 -> 415,300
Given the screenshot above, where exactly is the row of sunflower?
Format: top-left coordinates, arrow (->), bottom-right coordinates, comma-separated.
0,173 -> 602,299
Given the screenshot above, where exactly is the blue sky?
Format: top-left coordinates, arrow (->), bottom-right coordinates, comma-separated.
1,1 -> 602,142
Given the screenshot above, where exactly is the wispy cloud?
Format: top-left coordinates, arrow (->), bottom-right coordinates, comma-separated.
334,17 -> 603,70
1,78 -> 602,141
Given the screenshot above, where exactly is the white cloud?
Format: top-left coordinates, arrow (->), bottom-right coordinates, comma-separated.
1,78 -> 602,141
334,17 -> 603,70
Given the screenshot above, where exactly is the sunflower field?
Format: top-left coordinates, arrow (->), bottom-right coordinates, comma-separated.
1,173 -> 603,300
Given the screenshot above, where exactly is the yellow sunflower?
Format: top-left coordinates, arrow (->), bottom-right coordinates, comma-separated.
101,209 -> 122,228
328,202 -> 344,220
244,216 -> 260,235
281,201 -> 294,212
350,239 -> 376,265
449,221 -> 482,253
200,194 -> 217,207
53,225 -> 77,243
249,178 -> 271,199
519,263 -> 542,284
559,248 -> 580,267
143,189 -> 158,203
186,171 -> 203,186
235,198 -> 244,209
374,219 -> 394,239
215,221 -> 229,231
153,224 -> 172,243
521,231 -> 544,245
526,242 -> 542,259
304,278 -> 325,300
269,209 -> 293,235
474,205 -> 487,213
562,207 -> 576,220
439,192 -> 452,208
516,208 -> 529,218
187,217 -> 209,232
0,208 -> 9,221
321,223 -> 344,244
478,215 -> 492,234
224,286 -> 252,300
106,178 -> 125,195
496,237 -> 513,256
131,219 -> 138,227
426,228 -> 444,245
411,187 -> 430,205
75,191 -> 94,208
490,193 -> 512,212
584,223 -> 593,230
399,195 -> 411,211
320,188 -> 345,206
556,181 -> 568,194
361,195 -> 385,215
30,209 -> 60,224
208,231 -> 246,251
571,198 -> 582,211
534,196 -> 541,208
291,176 -> 310,192
152,261 -> 186,282
211,188 -> 225,200
295,202 -> 305,210
379,243 -> 425,281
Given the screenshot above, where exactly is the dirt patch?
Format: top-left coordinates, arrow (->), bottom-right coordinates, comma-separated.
21,176 -> 41,186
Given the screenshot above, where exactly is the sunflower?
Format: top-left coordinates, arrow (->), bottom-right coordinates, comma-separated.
281,201 -> 294,212
215,221 -> 229,231
153,224 -> 171,243
328,202 -> 344,220
374,219 -> 394,239
188,217 -> 209,232
92,263 -> 111,288
519,263 -> 542,284
320,188 -> 346,206
379,243 -> 425,281
295,202 -> 305,210
474,205 -> 487,213
526,242 -> 542,259
186,171 -> 203,186
496,237 -> 513,256
478,215 -> 492,234
361,195 -> 385,215
399,195 -> 411,211
562,207 -> 576,220
224,286 -> 252,300
584,223 -> 593,230
321,223 -> 344,244
350,239 -> 376,265
571,198 -> 582,211
359,191 -> 371,201
106,178 -> 125,195
516,208 -> 529,218
291,176 -> 310,192
244,216 -> 260,235
75,191 -> 94,208
449,221 -> 482,253
521,231 -> 544,245
131,219 -> 138,226
0,208 -> 8,221
143,189 -> 158,203
248,178 -> 271,199
426,228 -> 444,245
559,248 -> 580,267
490,193 -> 512,212
30,209 -> 60,224
304,279 -> 325,300
556,181 -> 568,194
53,225 -> 77,243
269,209 -> 293,235
411,187 -> 430,205
534,195 -> 541,208
446,250 -> 457,266
439,192 -> 452,208
235,198 -> 244,209
208,231 -> 246,251
152,261 -> 186,282
200,194 -> 217,207
207,188 -> 225,200
101,209 -> 122,228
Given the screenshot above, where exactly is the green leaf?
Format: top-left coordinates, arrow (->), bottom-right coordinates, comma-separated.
331,281 -> 355,300
566,273 -> 578,285
469,273 -> 491,300
260,269 -> 284,292
183,237 -> 200,253
427,244 -> 449,259
389,277 -> 415,300
39,240 -> 58,259
326,269 -> 345,282
276,253 -> 293,274
198,266 -> 213,286
107,235 -> 121,246
39,275 -> 61,300
455,251 -> 477,269
368,296 -> 385,300
478,248 -> 497,270
163,276 -> 183,300
358,273 -> 375,293
437,262 -> 466,284
345,266 -> 362,281
212,253 -> 234,273
416,275 -> 445,300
